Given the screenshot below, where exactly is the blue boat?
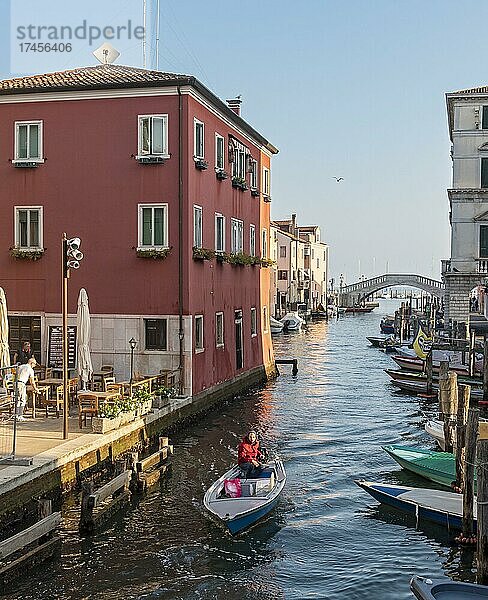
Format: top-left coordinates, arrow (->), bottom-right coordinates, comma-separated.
355,480 -> 476,531
410,575 -> 488,599
204,458 -> 286,535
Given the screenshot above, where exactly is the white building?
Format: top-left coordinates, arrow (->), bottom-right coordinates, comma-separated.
444,86 -> 488,322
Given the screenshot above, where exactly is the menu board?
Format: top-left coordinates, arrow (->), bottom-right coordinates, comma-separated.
47,326 -> 77,369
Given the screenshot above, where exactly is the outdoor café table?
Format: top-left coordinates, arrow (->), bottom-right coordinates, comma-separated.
37,378 -> 66,397
78,390 -> 120,406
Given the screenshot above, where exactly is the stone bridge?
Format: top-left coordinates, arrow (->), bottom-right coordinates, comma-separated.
340,273 -> 444,307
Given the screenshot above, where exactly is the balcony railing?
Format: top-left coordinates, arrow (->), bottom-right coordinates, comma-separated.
477,259 -> 488,274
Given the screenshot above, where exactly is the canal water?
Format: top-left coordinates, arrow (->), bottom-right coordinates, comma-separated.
3,300 -> 477,599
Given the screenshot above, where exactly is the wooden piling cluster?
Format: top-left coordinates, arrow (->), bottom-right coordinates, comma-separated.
79,436 -> 173,534
0,500 -> 61,590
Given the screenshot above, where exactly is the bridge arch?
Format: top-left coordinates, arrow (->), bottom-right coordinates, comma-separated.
340,273 -> 444,307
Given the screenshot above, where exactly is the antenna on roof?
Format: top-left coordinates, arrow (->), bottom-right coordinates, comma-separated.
93,42 -> 120,65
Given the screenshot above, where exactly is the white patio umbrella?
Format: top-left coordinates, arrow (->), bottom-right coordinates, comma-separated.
0,287 -> 10,373
76,288 -> 93,390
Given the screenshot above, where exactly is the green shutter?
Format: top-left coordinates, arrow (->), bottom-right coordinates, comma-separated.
17,125 -> 28,159
29,210 -> 39,247
29,124 -> 39,158
482,158 -> 488,189
153,208 -> 164,246
142,208 -> 152,245
483,106 -> 488,130
480,226 -> 488,258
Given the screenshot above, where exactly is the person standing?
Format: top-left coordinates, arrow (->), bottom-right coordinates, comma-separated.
13,340 -> 34,365
16,357 -> 39,421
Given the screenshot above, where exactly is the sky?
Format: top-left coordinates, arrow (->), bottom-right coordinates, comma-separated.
0,0 -> 485,283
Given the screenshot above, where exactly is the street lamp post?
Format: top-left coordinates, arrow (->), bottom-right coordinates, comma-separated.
62,234 -> 84,440
129,337 -> 137,396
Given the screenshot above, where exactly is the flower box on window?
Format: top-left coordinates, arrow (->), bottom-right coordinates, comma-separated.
193,247 -> 215,261
215,169 -> 228,181
136,155 -> 167,165
250,188 -> 260,197
232,177 -> 248,190
12,160 -> 41,168
194,158 -> 208,170
260,258 -> 275,268
135,247 -> 172,260
263,194 -> 272,203
215,251 -> 228,263
9,246 -> 44,261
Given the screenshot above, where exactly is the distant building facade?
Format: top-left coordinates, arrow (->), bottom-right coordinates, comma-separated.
270,214 -> 328,316
444,85 -> 488,322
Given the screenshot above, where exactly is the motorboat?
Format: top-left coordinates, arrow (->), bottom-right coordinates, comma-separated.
280,312 -> 304,332
270,316 -> 284,334
203,458 -> 286,535
410,576 -> 488,599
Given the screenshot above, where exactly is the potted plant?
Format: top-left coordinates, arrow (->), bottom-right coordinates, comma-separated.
250,188 -> 260,197
194,158 -> 208,170
135,247 -> 172,260
215,251 -> 228,264
215,169 -> 228,181
92,402 -> 122,434
231,176 -> 248,190
9,246 -> 45,261
192,247 -> 215,261
260,257 -> 275,268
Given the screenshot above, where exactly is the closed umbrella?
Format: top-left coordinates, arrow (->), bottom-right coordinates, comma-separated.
0,287 -> 10,372
76,288 -> 93,390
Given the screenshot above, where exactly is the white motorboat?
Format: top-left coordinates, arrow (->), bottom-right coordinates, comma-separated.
270,316 -> 284,334
425,420 -> 445,450
203,458 -> 286,535
280,312 -> 304,332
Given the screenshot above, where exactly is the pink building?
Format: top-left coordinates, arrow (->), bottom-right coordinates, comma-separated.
0,64 -> 278,400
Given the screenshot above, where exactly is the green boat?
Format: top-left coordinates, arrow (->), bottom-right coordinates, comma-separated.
382,445 -> 476,490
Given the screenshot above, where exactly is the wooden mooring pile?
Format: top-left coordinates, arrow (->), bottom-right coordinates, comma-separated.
0,437 -> 173,588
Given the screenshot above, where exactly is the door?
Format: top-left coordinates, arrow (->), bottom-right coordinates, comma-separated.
235,310 -> 243,370
8,316 -> 41,363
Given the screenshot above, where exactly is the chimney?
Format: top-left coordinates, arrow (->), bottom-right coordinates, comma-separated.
226,96 -> 242,116
291,213 -> 297,236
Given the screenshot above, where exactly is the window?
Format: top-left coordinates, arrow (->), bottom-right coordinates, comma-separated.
311,249 -> 315,259
231,218 -> 243,253
215,134 -> 224,169
138,115 -> 168,156
215,213 -> 225,252
15,121 -> 42,161
279,246 -> 287,258
194,205 -> 203,248
8,316 -> 41,363
250,159 -> 258,189
480,226 -> 488,258
15,207 -> 42,249
262,229 -> 268,259
483,107 -> 488,130
317,258 -> 320,268
482,158 -> 488,189
278,270 -> 288,280
230,137 -> 248,179
194,119 -> 204,159
250,224 -> 256,257
145,318 -> 167,350
216,312 -> 224,347
263,306 -> 268,333
263,167 -> 270,196
138,204 -> 168,248
251,308 -> 257,336
195,315 -> 204,351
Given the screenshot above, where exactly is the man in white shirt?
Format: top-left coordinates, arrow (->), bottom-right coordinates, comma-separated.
16,358 -> 39,421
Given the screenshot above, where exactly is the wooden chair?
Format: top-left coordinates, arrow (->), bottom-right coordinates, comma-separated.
78,394 -> 98,429
41,385 -> 63,418
44,367 -> 53,380
103,376 -> 116,391
100,365 -> 114,377
68,377 -> 79,407
106,382 -> 122,395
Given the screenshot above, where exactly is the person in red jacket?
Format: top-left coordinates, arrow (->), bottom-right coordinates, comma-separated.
238,431 -> 264,478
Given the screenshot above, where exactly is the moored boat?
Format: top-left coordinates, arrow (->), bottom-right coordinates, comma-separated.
280,312 -> 304,332
391,355 -> 472,376
425,420 -> 445,450
382,444 -> 470,489
380,316 -> 395,334
203,458 -> 286,535
355,480 -> 473,531
390,377 -> 483,399
270,316 -> 284,334
344,306 -> 375,314
410,575 -> 488,599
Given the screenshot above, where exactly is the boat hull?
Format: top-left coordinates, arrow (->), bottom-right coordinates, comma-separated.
410,576 -> 488,599
356,480 -> 471,532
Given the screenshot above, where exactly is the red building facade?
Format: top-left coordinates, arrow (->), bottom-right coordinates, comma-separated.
0,64 -> 278,398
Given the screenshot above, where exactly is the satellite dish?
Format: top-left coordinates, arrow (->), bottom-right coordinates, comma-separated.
93,42 -> 120,65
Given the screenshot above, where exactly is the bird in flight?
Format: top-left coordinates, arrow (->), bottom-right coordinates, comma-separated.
333,177 -> 344,182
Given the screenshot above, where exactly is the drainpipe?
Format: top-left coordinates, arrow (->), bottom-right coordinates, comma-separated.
177,86 -> 184,395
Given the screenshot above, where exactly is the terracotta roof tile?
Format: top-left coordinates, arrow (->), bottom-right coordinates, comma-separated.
0,64 -> 191,94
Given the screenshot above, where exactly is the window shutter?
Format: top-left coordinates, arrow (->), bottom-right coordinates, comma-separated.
480,225 -> 488,258
482,158 -> 488,189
